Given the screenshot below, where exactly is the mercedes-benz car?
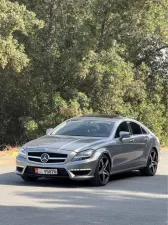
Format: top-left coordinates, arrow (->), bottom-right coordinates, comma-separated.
16,115 -> 160,186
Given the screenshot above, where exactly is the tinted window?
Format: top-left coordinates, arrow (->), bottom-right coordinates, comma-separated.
115,122 -> 129,138
141,127 -> 147,134
52,120 -> 115,137
130,122 -> 142,135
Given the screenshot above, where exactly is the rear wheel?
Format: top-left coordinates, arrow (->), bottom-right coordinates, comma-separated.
21,175 -> 39,182
91,154 -> 111,186
140,149 -> 158,176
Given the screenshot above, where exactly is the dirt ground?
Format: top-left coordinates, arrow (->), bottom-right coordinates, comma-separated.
161,146 -> 168,151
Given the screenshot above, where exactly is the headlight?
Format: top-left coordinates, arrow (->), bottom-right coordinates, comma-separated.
18,147 -> 27,158
72,149 -> 95,161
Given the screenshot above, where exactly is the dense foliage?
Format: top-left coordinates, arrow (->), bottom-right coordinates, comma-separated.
0,0 -> 168,145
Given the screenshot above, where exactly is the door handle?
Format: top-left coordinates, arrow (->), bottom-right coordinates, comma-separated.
130,139 -> 135,143
144,138 -> 148,141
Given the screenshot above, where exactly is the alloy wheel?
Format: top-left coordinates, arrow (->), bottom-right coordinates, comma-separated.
98,156 -> 110,184
148,150 -> 158,175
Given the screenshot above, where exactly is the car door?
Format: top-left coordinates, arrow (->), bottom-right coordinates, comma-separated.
128,122 -> 148,167
109,121 -> 139,173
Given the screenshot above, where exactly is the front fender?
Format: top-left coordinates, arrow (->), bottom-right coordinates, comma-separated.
96,148 -> 112,169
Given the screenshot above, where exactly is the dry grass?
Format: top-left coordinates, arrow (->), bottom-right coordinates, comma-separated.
0,146 -> 19,157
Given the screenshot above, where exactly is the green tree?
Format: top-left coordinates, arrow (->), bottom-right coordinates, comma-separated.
0,0 -> 43,71
1,0 -> 168,145
0,0 -> 43,144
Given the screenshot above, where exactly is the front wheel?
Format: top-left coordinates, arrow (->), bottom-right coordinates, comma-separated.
91,154 -> 111,186
140,149 -> 158,176
21,175 -> 39,182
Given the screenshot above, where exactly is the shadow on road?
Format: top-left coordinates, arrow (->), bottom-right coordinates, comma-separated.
0,170 -> 156,187
0,170 -> 167,193
0,170 -> 167,225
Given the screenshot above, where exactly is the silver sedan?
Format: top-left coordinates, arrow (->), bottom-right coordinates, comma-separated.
16,115 -> 160,186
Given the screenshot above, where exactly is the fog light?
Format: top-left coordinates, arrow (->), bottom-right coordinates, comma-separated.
69,168 -> 91,176
70,168 -> 91,171
16,166 -> 24,173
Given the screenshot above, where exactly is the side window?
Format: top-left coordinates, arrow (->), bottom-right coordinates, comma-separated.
115,122 -> 129,138
130,122 -> 142,135
141,127 -> 147,134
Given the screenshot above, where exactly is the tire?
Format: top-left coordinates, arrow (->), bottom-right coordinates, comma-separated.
91,154 -> 111,186
21,175 -> 39,182
140,149 -> 158,176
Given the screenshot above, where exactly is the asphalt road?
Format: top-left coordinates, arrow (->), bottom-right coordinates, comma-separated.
0,152 -> 167,225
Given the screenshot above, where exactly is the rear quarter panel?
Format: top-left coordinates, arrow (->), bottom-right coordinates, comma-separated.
140,134 -> 161,165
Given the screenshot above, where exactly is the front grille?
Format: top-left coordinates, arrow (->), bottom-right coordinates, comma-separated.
28,152 -> 67,163
28,152 -> 67,157
24,166 -> 69,177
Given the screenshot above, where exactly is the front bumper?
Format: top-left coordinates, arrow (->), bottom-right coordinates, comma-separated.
16,152 -> 100,180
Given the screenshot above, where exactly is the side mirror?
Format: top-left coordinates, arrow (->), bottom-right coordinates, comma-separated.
119,131 -> 130,140
46,128 -> 53,135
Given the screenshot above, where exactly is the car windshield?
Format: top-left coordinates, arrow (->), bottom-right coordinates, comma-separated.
51,120 -> 115,137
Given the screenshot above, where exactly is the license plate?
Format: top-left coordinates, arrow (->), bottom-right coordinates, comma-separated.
35,168 -> 58,175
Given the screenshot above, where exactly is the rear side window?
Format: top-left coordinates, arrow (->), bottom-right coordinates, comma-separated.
115,122 -> 129,138
141,127 -> 147,134
130,122 -> 142,135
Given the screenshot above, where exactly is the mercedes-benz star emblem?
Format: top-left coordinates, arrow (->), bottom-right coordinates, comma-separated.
41,153 -> 49,163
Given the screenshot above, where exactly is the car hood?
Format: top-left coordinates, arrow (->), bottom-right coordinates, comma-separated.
24,135 -> 106,152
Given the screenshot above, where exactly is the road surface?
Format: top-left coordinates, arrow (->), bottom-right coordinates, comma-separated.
0,152 -> 167,225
